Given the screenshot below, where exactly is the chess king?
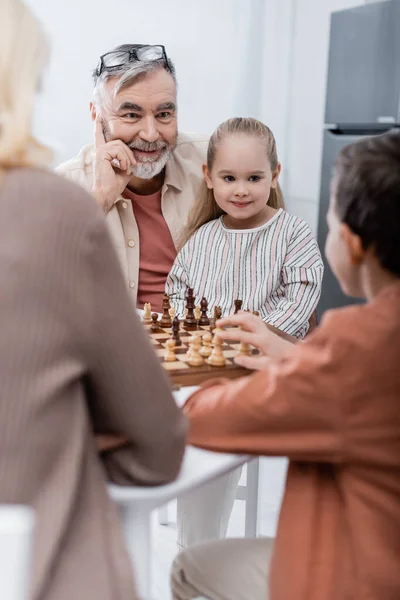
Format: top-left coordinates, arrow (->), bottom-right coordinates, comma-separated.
57,44 -> 208,313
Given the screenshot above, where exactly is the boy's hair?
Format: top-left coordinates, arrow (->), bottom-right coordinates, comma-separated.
180,117 -> 284,249
335,131 -> 400,277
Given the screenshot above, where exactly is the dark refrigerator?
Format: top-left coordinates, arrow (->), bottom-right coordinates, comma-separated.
317,0 -> 400,317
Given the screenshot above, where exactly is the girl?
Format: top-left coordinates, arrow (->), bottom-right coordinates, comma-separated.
169,118 -> 324,552
166,117 -> 323,339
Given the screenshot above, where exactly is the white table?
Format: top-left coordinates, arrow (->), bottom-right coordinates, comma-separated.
109,388 -> 255,600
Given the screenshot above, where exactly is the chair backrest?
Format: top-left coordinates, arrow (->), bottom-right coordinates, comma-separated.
0,505 -> 35,600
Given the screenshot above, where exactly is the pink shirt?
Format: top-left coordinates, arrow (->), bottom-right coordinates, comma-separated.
122,188 -> 176,312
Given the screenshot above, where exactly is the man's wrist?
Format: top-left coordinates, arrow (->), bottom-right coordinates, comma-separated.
90,186 -> 114,213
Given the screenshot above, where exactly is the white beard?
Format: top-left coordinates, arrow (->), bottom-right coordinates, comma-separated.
130,147 -> 173,179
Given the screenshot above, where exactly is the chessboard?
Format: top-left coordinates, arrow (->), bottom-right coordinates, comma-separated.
143,320 -> 256,387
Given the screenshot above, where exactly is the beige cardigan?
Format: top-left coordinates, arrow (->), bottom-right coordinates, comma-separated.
0,168 -> 186,600
56,132 -> 209,304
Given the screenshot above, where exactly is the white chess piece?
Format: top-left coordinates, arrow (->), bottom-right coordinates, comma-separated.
200,332 -> 212,358
208,334 -> 226,367
143,302 -> 152,323
164,339 -> 177,362
188,336 -> 203,367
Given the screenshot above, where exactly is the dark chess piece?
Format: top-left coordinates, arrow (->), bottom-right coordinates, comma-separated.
184,287 -> 197,329
199,297 -> 210,326
234,299 -> 243,314
170,316 -> 182,347
160,293 -> 172,327
214,306 -> 222,322
150,313 -> 160,332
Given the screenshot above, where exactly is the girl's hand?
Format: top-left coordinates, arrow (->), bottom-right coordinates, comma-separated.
216,312 -> 295,371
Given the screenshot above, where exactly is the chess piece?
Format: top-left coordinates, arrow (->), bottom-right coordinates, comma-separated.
150,313 -> 160,332
188,335 -> 203,367
143,302 -> 152,323
208,334 -> 226,367
164,339 -> 177,362
239,341 -> 252,356
194,305 -> 201,321
234,299 -> 243,314
199,297 -> 210,326
214,306 -> 222,322
160,293 -> 172,327
200,331 -> 212,358
169,307 -> 176,321
170,316 -> 182,347
184,288 -> 197,329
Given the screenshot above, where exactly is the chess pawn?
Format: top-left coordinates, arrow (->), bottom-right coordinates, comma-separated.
143,303 -> 152,323
200,332 -> 212,358
187,336 -> 203,367
239,341 -> 252,356
150,313 -> 160,332
164,339 -> 177,362
208,334 -> 226,367
234,299 -> 243,314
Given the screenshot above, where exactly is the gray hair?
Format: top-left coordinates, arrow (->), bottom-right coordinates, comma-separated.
92,44 -> 177,108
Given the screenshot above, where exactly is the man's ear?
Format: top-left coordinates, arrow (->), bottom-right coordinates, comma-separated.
90,102 -> 96,122
270,162 -> 281,188
341,223 -> 365,265
203,164 -> 213,189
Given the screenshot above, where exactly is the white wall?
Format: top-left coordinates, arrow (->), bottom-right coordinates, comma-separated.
28,0 -> 266,165
260,0 -> 369,234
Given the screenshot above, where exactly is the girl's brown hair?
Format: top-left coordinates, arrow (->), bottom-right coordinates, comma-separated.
180,117 -> 284,249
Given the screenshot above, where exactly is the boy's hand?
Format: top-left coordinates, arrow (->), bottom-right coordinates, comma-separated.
217,312 -> 295,370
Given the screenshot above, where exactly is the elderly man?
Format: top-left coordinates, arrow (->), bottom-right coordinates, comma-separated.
58,43 -> 239,552
57,44 -> 208,312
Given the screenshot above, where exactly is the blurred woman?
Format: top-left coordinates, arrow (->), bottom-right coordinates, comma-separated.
0,2 -> 186,599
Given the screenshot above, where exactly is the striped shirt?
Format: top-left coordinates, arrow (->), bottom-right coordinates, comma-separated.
166,209 -> 324,338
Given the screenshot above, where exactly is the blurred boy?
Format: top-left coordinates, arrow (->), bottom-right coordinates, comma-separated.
171,131 -> 400,600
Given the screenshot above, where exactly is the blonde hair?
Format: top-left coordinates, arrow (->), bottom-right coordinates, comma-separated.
0,0 -> 52,173
181,117 -> 284,248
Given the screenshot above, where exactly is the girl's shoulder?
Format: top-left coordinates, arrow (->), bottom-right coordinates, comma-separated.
274,210 -> 314,235
187,217 -> 222,242
178,218 -> 222,254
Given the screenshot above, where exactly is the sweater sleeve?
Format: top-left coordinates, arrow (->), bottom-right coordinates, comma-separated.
262,219 -> 324,338
184,310 -> 350,462
83,212 -> 187,486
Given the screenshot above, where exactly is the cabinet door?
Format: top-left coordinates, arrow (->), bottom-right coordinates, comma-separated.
325,1 -> 400,125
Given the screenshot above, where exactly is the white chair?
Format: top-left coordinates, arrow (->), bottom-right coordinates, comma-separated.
158,458 -> 259,537
0,505 -> 35,600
